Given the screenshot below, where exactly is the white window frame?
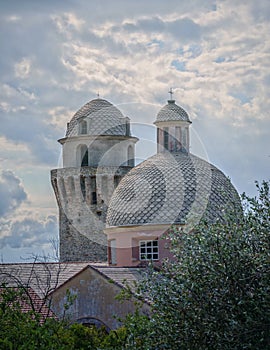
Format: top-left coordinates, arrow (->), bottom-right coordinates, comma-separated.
139,240 -> 159,261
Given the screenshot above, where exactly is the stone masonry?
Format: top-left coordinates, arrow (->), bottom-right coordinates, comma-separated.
51,166 -> 132,262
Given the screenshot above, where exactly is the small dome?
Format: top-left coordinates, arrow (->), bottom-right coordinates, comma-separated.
155,100 -> 191,123
106,152 -> 241,227
66,98 -> 126,137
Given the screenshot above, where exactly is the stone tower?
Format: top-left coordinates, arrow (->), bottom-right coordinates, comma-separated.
51,98 -> 138,262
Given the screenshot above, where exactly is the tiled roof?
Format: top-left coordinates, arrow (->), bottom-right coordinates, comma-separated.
0,286 -> 55,322
93,266 -> 145,293
106,151 -> 241,227
0,263 -> 144,296
155,100 -> 191,123
0,262 -> 92,297
66,98 -> 126,137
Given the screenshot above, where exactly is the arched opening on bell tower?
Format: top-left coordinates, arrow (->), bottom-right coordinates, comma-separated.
127,145 -> 134,166
77,144 -> 89,167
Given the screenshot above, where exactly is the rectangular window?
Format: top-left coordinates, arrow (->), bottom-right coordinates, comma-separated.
139,240 -> 159,261
175,126 -> 181,151
182,127 -> 187,150
164,128 -> 169,150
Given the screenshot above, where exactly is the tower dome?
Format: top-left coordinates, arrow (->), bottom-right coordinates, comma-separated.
155,99 -> 191,123
66,98 -> 127,137
154,95 -> 192,154
106,151 -> 241,228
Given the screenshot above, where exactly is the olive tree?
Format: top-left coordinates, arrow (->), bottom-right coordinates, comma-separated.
125,181 -> 270,350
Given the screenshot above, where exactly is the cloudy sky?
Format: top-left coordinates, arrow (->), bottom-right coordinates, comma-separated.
0,0 -> 269,262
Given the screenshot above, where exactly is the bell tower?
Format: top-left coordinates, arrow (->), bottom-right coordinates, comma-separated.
154,88 -> 192,154
51,98 -> 138,262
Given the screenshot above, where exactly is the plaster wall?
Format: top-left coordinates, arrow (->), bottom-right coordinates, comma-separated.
106,225 -> 175,267
60,136 -> 137,168
50,267 -> 150,330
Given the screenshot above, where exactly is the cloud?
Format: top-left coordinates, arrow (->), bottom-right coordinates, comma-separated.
52,12 -> 85,34
167,18 -> 201,42
104,16 -> 201,45
14,57 -> 32,79
0,215 -> 58,249
0,82 -> 61,165
0,170 -> 27,217
5,15 -> 21,22
0,110 -> 60,166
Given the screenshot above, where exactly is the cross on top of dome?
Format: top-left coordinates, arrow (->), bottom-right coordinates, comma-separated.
168,87 -> 174,101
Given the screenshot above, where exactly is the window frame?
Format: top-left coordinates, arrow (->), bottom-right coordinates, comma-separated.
163,127 -> 169,150
139,240 -> 159,261
80,120 -> 87,134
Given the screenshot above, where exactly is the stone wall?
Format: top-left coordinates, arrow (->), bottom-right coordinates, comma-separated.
51,166 -> 132,262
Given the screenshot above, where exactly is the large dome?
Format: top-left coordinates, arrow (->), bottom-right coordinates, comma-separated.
106,152 -> 241,228
155,100 -> 191,123
66,98 -> 126,137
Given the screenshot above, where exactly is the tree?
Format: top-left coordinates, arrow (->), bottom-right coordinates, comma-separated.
0,252 -> 126,349
125,181 -> 270,349
0,284 -> 127,349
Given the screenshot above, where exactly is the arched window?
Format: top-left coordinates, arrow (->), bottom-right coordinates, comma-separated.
181,127 -> 188,152
163,127 -> 169,150
80,145 -> 88,167
127,145 -> 134,166
80,120 -> 87,134
76,317 -> 111,332
175,126 -> 181,151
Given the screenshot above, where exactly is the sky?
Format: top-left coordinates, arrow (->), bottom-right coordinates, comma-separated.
0,0 -> 269,262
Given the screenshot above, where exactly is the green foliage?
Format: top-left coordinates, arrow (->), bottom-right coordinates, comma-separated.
121,310 -> 153,350
125,180 -> 270,349
0,286 -> 127,349
99,326 -> 127,349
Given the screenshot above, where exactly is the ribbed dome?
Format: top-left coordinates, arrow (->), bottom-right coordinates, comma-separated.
66,98 -> 126,137
106,152 -> 241,227
155,100 -> 191,123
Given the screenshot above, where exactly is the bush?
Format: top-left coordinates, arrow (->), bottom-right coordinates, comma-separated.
126,181 -> 270,349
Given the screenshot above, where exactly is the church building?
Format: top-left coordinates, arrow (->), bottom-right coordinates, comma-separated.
51,93 -> 240,267
0,92 -> 241,330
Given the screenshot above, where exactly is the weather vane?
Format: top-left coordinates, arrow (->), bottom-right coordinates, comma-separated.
168,87 -> 174,100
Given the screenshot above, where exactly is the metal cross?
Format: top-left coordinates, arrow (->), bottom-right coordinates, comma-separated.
168,87 -> 174,100
97,91 -> 100,98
